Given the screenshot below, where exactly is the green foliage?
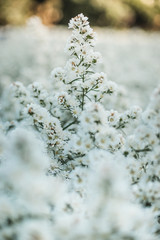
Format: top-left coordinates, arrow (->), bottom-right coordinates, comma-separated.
0,0 -> 33,25
0,0 -> 62,25
90,0 -> 160,28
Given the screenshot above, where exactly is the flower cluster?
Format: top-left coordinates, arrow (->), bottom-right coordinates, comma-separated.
0,128 -> 64,240
0,13 -> 159,240
124,85 -> 160,228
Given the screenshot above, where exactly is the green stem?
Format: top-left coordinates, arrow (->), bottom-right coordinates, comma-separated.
63,120 -> 78,130
81,74 -> 85,110
82,88 -> 85,110
67,77 -> 81,85
0,213 -> 50,230
77,57 -> 84,67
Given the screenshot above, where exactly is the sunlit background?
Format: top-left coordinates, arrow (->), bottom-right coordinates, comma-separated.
0,0 -> 160,28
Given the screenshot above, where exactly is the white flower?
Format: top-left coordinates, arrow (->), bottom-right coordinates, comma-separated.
95,126 -> 124,151
126,105 -> 142,119
106,109 -> 120,126
80,102 -> 107,133
68,14 -> 89,30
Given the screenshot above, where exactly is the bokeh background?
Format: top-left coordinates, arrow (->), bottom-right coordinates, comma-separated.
0,0 -> 160,29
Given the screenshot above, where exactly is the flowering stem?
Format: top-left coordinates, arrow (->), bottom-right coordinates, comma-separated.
81,74 -> 85,110
133,147 -> 151,153
0,214 -> 50,230
67,77 -> 81,85
82,88 -> 85,110
77,57 -> 84,67
63,120 -> 78,130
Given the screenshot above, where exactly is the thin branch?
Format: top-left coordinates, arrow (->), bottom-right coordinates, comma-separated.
63,120 -> 78,130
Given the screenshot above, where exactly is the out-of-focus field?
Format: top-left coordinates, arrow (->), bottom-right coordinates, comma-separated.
96,29 -> 160,107
0,24 -> 160,109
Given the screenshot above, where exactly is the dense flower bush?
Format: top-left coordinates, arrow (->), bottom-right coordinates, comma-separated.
0,14 -> 160,240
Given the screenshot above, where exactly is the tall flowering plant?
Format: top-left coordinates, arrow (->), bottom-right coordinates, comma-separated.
1,14 -> 142,171
51,14 -> 117,121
